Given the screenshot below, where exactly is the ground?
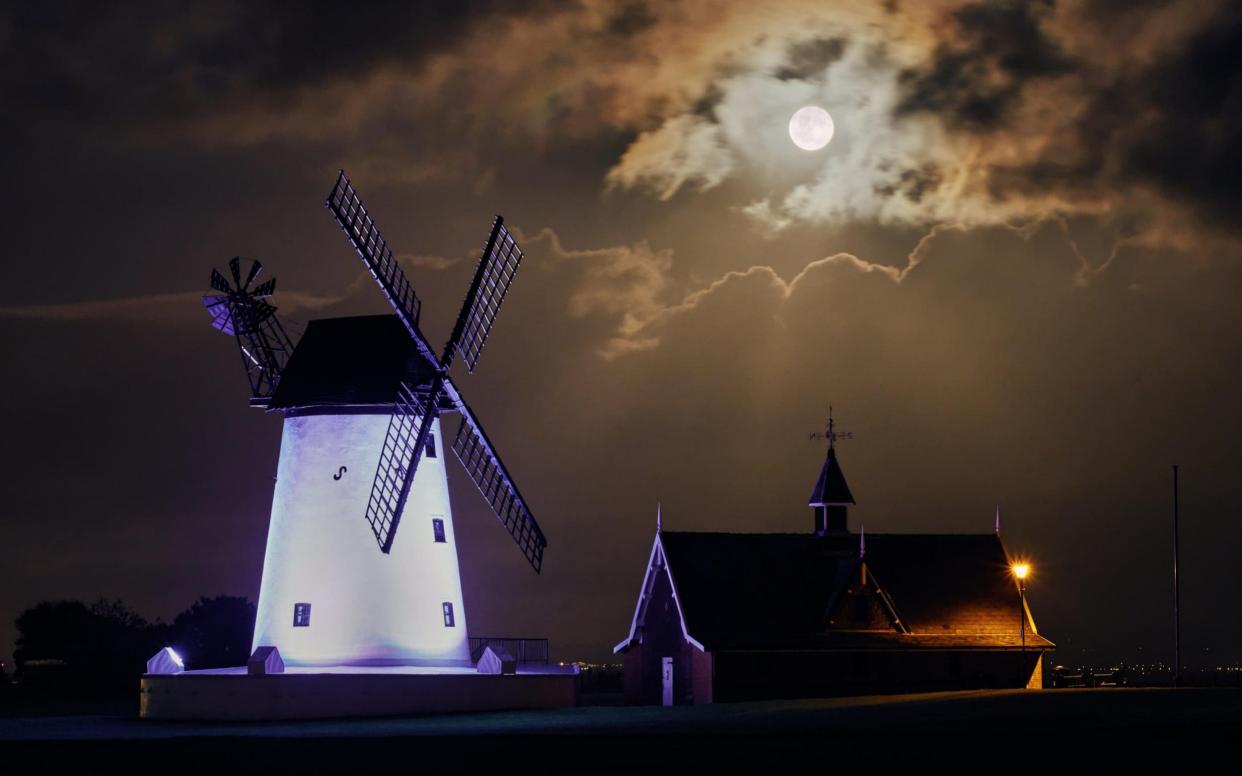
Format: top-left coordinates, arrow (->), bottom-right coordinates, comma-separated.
2,689 -> 1239,772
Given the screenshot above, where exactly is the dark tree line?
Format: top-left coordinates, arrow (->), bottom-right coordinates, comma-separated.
8,595 -> 255,699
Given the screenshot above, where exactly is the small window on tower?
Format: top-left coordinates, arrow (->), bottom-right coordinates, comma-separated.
293,602 -> 311,627
432,517 -> 446,543
442,602 -> 455,628
425,432 -> 437,459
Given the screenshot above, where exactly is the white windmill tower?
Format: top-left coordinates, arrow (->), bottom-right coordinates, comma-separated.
202,171 -> 547,667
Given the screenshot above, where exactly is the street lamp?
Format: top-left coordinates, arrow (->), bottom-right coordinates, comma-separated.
1012,562 -> 1030,686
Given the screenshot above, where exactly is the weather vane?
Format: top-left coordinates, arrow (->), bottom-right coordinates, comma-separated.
808,405 -> 854,447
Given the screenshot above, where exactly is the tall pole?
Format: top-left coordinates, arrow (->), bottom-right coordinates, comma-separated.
1173,464 -> 1181,688
1019,579 -> 1027,686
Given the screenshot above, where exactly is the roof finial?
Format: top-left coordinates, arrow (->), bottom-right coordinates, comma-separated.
809,404 -> 853,449
995,504 -> 1000,535
656,501 -> 662,533
859,524 -> 865,558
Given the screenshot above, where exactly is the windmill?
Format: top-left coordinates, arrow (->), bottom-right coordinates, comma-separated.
201,257 -> 295,404
202,171 -> 547,667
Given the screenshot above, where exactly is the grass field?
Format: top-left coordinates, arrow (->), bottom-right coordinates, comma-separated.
2,688 -> 1239,772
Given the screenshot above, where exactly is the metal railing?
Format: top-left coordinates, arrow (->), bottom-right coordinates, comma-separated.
468,637 -> 549,664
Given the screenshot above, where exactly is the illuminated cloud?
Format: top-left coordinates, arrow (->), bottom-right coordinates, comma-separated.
8,1 -> 1237,250
604,115 -> 734,202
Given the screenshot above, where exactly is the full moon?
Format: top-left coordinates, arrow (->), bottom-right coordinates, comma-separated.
789,106 -> 834,151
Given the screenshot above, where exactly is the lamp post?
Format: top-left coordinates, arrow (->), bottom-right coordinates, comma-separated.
1013,562 -> 1030,687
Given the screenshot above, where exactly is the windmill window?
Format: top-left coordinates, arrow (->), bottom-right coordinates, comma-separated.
425,433 -> 437,459
442,602 -> 455,628
432,517 -> 446,543
293,602 -> 311,627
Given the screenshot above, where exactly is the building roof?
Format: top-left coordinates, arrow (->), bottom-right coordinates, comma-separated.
268,315 -> 442,411
621,531 -> 1052,652
808,446 -> 855,506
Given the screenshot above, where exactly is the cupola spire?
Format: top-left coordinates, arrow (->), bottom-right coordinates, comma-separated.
808,406 -> 856,535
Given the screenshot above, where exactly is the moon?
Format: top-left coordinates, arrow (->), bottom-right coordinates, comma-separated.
789,106 -> 834,151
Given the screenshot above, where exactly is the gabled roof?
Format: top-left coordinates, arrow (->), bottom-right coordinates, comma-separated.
617,531 -> 1052,652
808,446 -> 855,506
268,315 -> 442,411
659,532 -> 860,651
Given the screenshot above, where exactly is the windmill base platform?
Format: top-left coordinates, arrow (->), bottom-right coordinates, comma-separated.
140,664 -> 579,721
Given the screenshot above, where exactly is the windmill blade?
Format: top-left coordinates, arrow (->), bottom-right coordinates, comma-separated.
229,256 -> 243,288
210,269 -> 232,294
250,277 -> 276,299
443,378 -> 547,573
443,216 -> 524,373
365,380 -> 439,553
243,259 -> 263,291
202,295 -> 234,334
324,170 -> 439,364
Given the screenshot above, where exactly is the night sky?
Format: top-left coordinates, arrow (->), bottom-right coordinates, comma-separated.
3,0 -> 1241,666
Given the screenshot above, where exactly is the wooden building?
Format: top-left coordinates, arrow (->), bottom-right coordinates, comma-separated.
614,441 -> 1052,705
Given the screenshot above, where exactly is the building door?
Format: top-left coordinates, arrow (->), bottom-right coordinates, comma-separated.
662,656 -> 674,706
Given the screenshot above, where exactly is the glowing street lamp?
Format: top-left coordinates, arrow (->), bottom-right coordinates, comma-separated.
1012,562 -> 1031,683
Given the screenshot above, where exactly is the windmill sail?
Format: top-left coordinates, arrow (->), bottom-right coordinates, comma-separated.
444,378 -> 547,573
324,170 -> 545,568
444,216 -> 524,373
365,379 -> 438,553
324,170 -> 439,365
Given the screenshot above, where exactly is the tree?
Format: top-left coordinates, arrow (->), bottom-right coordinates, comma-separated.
169,596 -> 256,670
13,599 -> 162,697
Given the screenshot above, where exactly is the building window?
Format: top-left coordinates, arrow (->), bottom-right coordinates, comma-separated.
425,432 -> 437,459
432,517 -> 446,543
442,602 -> 455,627
293,602 -> 311,627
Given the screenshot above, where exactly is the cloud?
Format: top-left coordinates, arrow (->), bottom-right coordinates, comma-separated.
0,289 -> 346,322
398,253 -> 465,271
11,0 -> 1238,245
0,2 -> 517,129
604,115 -> 735,201
531,212 -> 1144,360
895,1 -> 1073,130
527,221 -> 939,359
523,228 -> 673,356
0,292 -> 205,321
591,1 -> 1242,259
10,0 -> 1241,355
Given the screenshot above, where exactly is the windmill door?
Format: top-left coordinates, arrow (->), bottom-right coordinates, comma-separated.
661,657 -> 674,706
